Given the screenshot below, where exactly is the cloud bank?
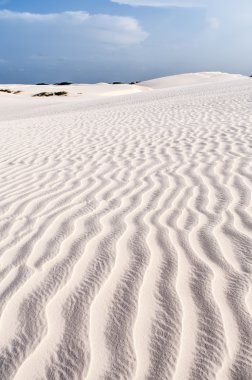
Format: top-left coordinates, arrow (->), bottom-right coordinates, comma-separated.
0,10 -> 148,45
0,9 -> 149,83
110,0 -> 205,7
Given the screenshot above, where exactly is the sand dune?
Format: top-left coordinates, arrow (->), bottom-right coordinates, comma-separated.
0,73 -> 252,379
140,71 -> 245,89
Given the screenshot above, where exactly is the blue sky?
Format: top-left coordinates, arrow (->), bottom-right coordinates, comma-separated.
0,0 -> 251,83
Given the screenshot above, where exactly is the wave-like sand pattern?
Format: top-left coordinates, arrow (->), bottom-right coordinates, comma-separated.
0,76 -> 252,379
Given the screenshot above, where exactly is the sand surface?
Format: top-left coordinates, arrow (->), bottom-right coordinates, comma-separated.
0,72 -> 252,379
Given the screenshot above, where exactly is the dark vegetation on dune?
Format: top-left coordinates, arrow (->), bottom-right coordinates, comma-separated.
0,89 -> 12,93
111,81 -> 140,85
33,92 -> 54,97
36,82 -> 72,85
0,89 -> 22,94
54,91 -> 68,96
54,82 -> 72,86
35,81 -> 140,86
33,91 -> 68,97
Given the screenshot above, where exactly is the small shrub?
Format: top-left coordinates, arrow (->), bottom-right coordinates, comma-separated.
33,91 -> 68,97
54,82 -> 72,85
0,89 -> 12,93
13,91 -> 22,94
33,92 -> 54,97
54,91 -> 68,96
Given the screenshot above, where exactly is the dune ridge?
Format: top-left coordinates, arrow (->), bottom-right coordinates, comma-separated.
0,73 -> 252,379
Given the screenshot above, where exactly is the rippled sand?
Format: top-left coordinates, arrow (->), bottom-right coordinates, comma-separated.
0,73 -> 251,379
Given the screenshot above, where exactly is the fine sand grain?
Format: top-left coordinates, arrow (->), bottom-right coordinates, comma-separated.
0,73 -> 252,379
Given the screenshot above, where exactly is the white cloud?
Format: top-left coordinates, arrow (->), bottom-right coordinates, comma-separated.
208,17 -> 220,29
0,10 -> 148,45
110,0 -> 205,7
0,10 -> 61,21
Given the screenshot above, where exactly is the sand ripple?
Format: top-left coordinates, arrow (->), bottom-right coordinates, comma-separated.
0,77 -> 252,379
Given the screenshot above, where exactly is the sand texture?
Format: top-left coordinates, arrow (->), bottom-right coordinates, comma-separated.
0,73 -> 252,379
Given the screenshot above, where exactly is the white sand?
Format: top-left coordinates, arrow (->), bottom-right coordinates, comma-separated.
0,72 -> 252,379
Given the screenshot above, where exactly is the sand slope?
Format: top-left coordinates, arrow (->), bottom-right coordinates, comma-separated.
140,71 -> 245,89
0,73 -> 252,379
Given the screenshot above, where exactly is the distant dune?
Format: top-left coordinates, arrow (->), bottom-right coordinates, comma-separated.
0,72 -> 251,379
140,71 -> 245,89
0,82 -> 147,99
